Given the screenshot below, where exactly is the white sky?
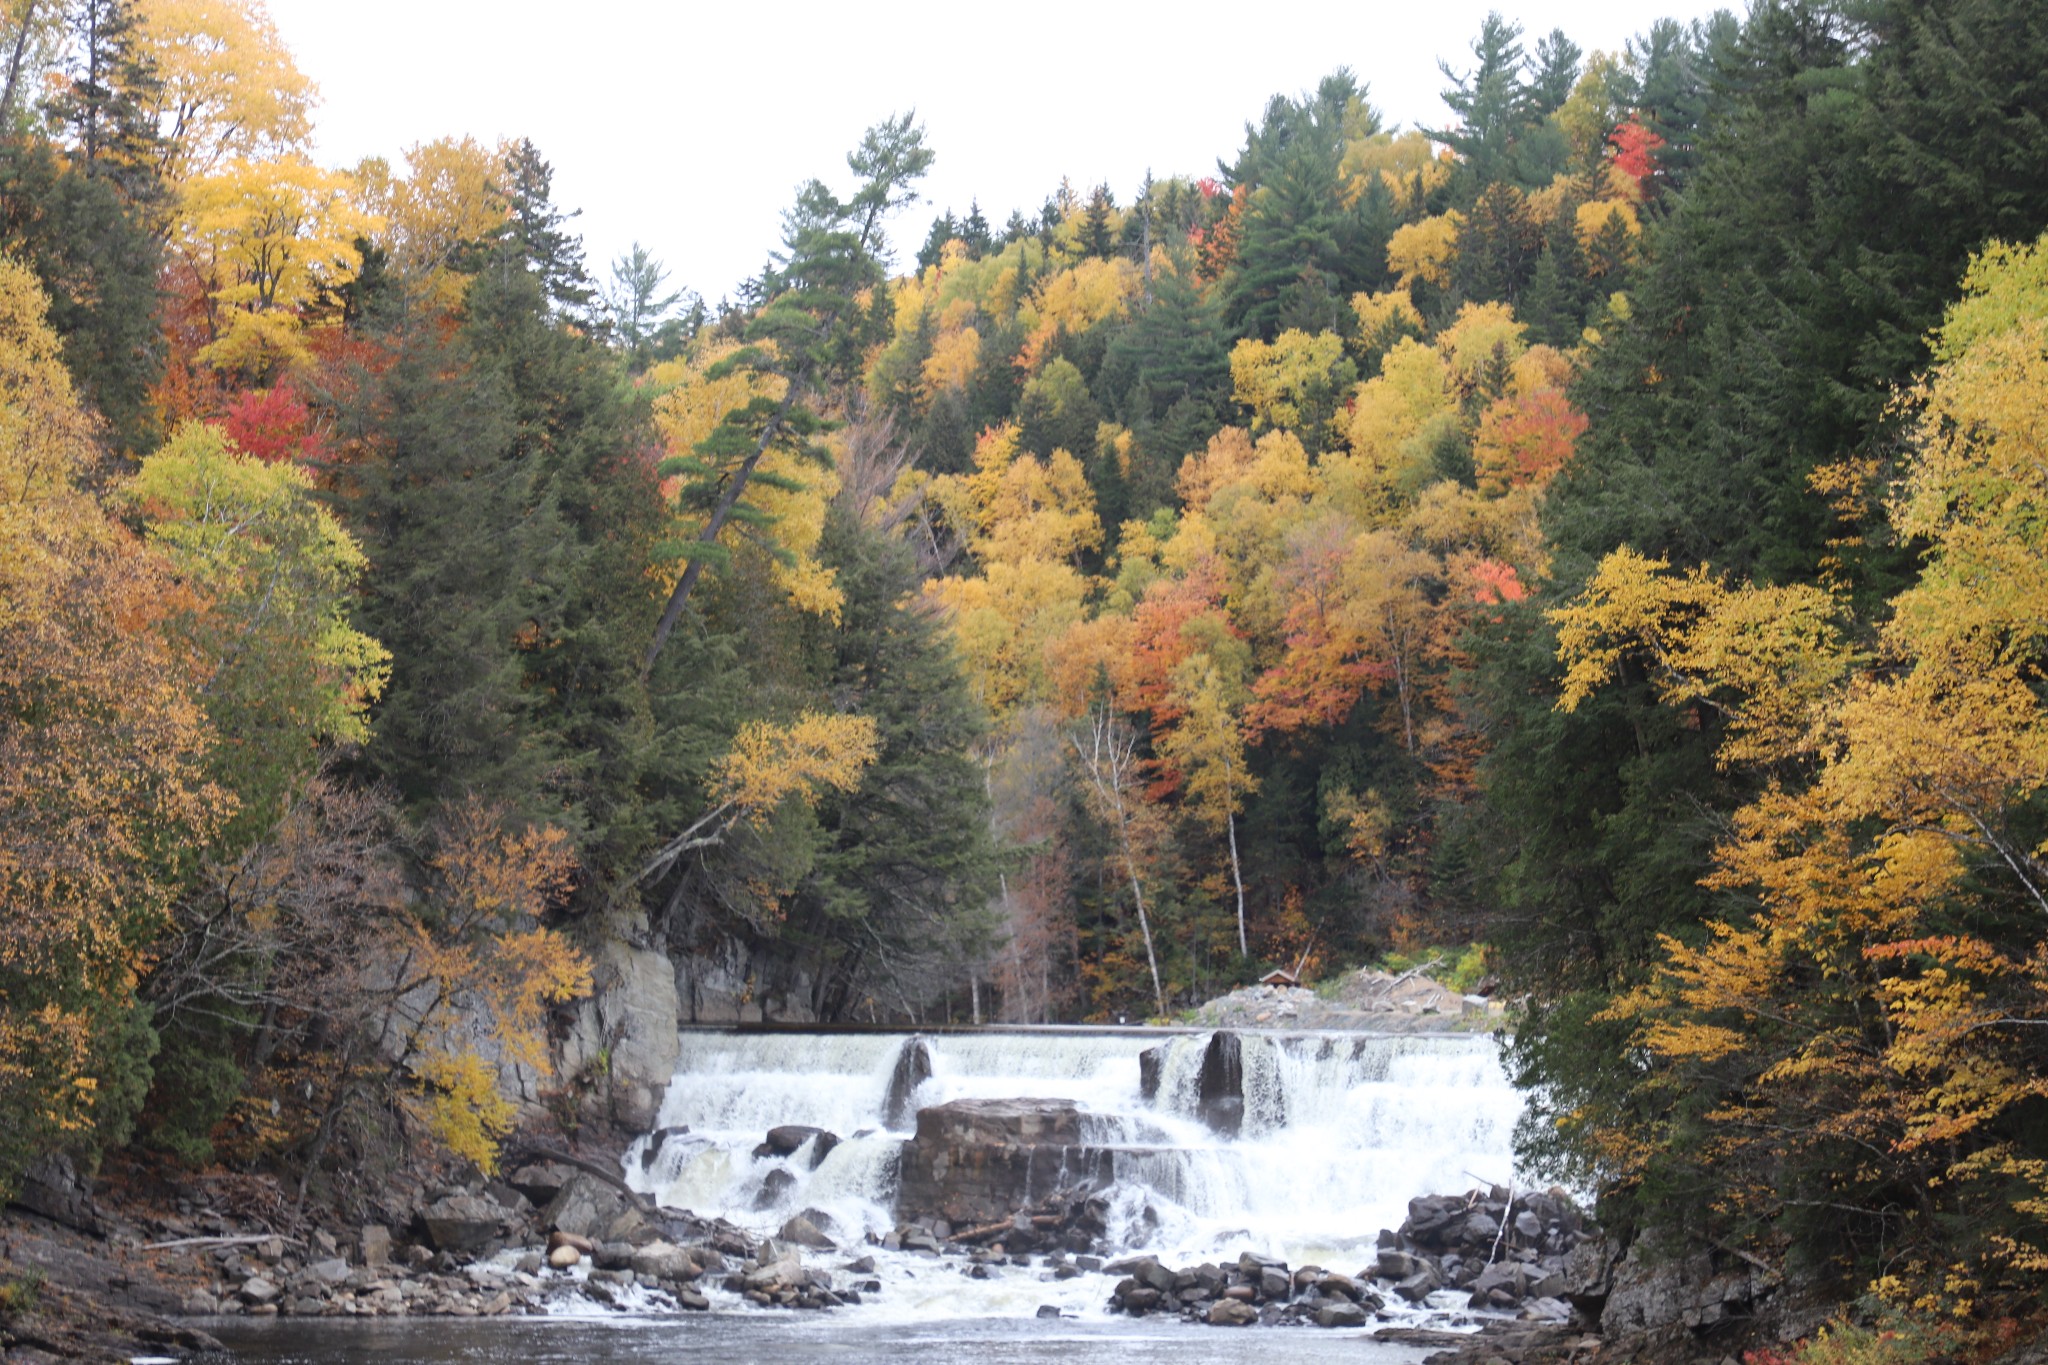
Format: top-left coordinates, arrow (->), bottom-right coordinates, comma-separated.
263,0 -> 1740,306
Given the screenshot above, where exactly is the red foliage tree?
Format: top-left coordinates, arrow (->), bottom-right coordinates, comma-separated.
221,382 -> 321,463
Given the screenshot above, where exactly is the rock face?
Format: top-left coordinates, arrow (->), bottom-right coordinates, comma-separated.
895,1098 -> 1114,1228
1599,1233 -> 1780,1336
1197,1031 -> 1246,1135
1138,1045 -> 1163,1103
882,1036 -> 933,1130
9,1154 -> 102,1234
560,932 -> 682,1132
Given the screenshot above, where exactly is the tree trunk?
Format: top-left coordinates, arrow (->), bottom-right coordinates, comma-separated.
1228,808 -> 1248,958
0,1 -> 41,131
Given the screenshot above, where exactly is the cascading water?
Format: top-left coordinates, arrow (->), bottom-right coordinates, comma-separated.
624,1026 -> 1523,1316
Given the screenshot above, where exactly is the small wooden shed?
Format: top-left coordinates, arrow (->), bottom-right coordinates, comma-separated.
1258,968 -> 1299,988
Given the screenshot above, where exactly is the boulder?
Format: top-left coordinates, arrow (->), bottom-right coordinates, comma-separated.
1316,1300 -> 1369,1327
417,1193 -> 506,1252
760,1125 -> 840,1168
591,1241 -> 637,1270
753,1168 -> 798,1210
1209,1298 -> 1258,1325
883,1036 -> 934,1130
539,1172 -> 626,1240
778,1214 -> 835,1250
628,1242 -> 696,1280
238,1276 -> 280,1305
547,1244 -> 581,1269
894,1097 -> 1112,1228
306,1258 -> 351,1285
359,1225 -> 392,1269
1395,1264 -> 1443,1302
506,1161 -> 575,1206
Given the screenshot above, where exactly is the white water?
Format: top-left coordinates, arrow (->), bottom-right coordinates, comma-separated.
624,1027 -> 1523,1293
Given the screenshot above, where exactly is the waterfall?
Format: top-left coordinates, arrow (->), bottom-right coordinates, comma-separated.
625,1026 -> 1523,1271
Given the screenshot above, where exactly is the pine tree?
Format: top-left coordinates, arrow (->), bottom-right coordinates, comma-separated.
1079,184 -> 1115,260
645,114 -> 931,670
0,140 -> 161,451
783,510 -> 1000,1019
500,138 -> 593,315
43,0 -> 162,205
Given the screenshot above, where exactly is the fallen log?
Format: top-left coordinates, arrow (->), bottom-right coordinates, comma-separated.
142,1234 -> 307,1252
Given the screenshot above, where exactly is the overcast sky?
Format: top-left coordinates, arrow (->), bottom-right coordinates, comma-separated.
262,0 -> 1740,306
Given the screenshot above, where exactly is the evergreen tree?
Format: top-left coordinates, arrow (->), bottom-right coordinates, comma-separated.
1222,72 -> 1371,337
646,114 -> 931,670
960,199 -> 992,257
331,316 -> 568,819
43,0 -> 162,205
602,242 -> 691,371
1079,184 -> 1115,259
784,510 -> 1000,1019
500,138 -> 594,315
915,209 -> 959,269
1425,13 -> 1535,198
0,140 -> 161,451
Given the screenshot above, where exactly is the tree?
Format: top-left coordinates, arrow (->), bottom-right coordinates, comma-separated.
0,139 -> 163,450
604,241 -> 693,368
499,138 -> 591,314
357,135 -> 508,313
43,0 -> 163,203
173,154 -> 378,376
781,511 -> 1000,1018
0,256 -> 228,1195
136,0 -> 314,186
124,422 -> 387,851
645,113 -> 931,670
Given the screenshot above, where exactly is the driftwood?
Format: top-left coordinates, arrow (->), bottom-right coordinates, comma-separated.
941,1208 -> 1084,1247
142,1233 -> 306,1252
501,1143 -> 659,1215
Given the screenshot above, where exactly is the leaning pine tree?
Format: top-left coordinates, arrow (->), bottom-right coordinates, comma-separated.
645,112 -> 932,671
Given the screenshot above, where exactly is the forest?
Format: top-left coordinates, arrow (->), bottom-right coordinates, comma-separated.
3,0 -> 2048,1335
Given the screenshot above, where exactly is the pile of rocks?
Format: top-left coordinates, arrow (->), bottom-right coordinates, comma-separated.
902,1185 -> 1111,1256
1383,1185 -> 1588,1318
1107,1249 -> 1386,1327
715,1247 -> 880,1310
1186,967 -> 1503,1031
1106,1185 -> 1594,1330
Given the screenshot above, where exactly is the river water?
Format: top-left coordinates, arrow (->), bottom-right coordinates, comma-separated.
208,1314 -> 1438,1363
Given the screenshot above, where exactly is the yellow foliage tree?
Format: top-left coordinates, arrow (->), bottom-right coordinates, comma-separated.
1386,210 -> 1462,289
174,155 -> 381,374
0,257 -> 230,1192
1551,232 -> 2048,1309
137,0 -> 315,185
357,136 -> 510,312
